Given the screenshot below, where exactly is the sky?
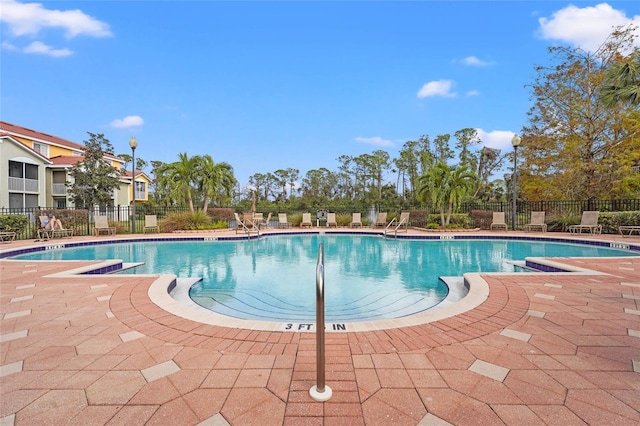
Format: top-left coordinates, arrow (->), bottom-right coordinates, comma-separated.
2,0 -> 640,191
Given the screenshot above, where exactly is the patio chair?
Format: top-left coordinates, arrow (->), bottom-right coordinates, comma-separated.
235,213 -> 258,234
143,215 -> 160,233
569,211 -> 602,234
94,215 -> 116,236
260,212 -> 272,229
1,227 -> 16,243
524,211 -> 547,232
374,212 -> 388,227
242,212 -> 257,230
350,212 -> 362,228
301,213 -> 313,228
490,212 -> 508,231
326,212 -> 338,227
396,211 -> 410,231
38,215 -> 73,239
278,213 -> 291,228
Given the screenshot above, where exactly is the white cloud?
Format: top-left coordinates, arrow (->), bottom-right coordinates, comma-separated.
23,41 -> 72,57
0,0 -> 112,38
476,129 -> 520,152
463,56 -> 494,67
417,80 -> 456,98
538,3 -> 640,52
466,90 -> 480,97
1,41 -> 19,51
110,116 -> 144,128
355,136 -> 394,147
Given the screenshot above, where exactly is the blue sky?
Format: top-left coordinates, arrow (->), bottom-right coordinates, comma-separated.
2,1 -> 639,190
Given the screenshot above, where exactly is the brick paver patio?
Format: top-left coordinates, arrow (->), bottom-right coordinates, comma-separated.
1,230 -> 638,425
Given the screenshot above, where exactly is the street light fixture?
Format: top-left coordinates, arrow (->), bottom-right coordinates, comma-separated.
511,134 -> 521,230
129,136 -> 138,234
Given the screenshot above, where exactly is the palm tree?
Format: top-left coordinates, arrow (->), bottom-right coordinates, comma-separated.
166,152 -> 198,212
599,50 -> 640,107
418,162 -> 477,227
196,154 -> 236,212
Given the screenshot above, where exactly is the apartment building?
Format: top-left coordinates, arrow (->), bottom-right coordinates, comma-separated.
0,121 -> 150,213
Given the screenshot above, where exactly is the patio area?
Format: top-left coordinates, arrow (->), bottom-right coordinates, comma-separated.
1,229 -> 639,425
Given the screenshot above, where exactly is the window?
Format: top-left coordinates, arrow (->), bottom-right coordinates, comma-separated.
134,181 -> 145,200
25,164 -> 38,180
9,161 -> 23,178
9,193 -> 23,209
32,142 -> 49,157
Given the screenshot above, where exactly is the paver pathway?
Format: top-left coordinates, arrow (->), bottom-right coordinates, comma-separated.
1,235 -> 639,425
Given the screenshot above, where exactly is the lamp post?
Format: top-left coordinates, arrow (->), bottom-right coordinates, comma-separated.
511,134 -> 521,230
129,136 -> 138,233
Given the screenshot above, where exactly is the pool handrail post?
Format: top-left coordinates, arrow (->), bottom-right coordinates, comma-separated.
309,243 -> 332,401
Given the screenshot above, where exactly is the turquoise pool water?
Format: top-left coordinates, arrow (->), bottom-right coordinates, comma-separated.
10,235 -> 637,322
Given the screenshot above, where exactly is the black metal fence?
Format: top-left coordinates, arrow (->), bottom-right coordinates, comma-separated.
2,199 -> 640,241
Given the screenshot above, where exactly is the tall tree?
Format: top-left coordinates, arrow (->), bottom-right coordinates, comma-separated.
274,169 -> 289,202
67,132 -> 121,210
599,48 -> 640,107
521,25 -> 640,200
454,128 -> 481,172
433,134 -> 454,163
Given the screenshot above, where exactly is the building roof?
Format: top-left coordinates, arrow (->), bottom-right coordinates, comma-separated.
49,156 -> 84,166
0,121 -> 84,152
0,121 -> 125,163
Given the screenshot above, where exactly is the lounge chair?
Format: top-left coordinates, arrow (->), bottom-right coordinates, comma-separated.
1,227 -> 16,243
94,215 -> 116,236
619,225 -> 640,237
278,213 -> 291,228
235,213 -> 258,234
38,215 -> 73,239
350,213 -> 362,228
301,213 -> 313,228
374,212 -> 388,227
326,212 -> 338,227
143,215 -> 160,233
569,211 -> 602,234
260,212 -> 272,229
490,212 -> 508,231
524,211 -> 547,232
242,212 -> 257,230
396,211 -> 410,231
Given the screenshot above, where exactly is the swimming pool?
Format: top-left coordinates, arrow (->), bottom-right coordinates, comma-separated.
10,234 -> 638,322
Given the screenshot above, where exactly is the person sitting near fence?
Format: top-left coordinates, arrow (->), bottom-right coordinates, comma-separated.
41,214 -> 63,231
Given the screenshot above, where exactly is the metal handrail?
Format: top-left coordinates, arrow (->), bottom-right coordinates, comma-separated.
309,243 -> 332,401
384,216 -> 408,238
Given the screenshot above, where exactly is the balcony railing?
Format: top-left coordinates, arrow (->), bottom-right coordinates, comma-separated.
8,177 -> 39,192
52,183 -> 67,195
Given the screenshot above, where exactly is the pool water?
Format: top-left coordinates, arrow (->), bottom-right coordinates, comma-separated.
11,235 -> 637,322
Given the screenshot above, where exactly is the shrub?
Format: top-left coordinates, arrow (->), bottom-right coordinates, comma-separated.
407,210 -> 427,227
426,213 -> 470,229
0,214 -> 29,238
547,211 -> 580,232
470,210 -> 494,229
207,208 -> 235,222
336,214 -> 352,226
288,213 -> 303,227
599,211 -> 640,234
162,211 -> 213,231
